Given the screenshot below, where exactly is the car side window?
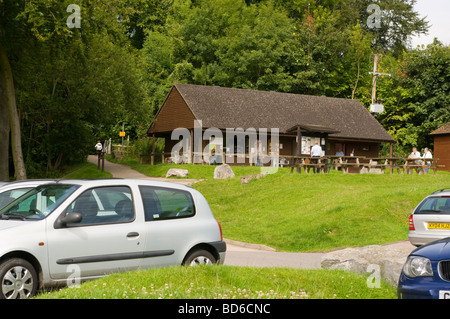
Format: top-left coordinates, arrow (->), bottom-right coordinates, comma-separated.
139,186 -> 195,221
66,186 -> 134,225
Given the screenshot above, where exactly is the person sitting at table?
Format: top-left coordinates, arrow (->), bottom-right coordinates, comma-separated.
408,147 -> 421,164
422,147 -> 432,173
310,141 -> 322,173
334,147 -> 344,170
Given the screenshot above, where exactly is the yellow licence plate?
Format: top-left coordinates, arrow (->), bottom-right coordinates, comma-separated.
428,223 -> 450,230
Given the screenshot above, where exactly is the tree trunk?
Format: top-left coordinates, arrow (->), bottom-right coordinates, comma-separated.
0,77 -> 10,181
0,43 -> 27,180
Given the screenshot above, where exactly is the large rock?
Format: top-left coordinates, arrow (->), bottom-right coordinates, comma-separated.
214,164 -> 235,179
166,168 -> 188,178
321,245 -> 411,285
112,151 -> 124,161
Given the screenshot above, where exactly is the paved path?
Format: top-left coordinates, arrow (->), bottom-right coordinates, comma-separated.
224,239 -> 324,269
87,155 -> 416,269
224,239 -> 415,269
87,155 -> 200,186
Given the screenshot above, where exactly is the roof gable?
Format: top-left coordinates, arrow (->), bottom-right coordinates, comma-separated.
147,86 -> 196,134
430,122 -> 450,135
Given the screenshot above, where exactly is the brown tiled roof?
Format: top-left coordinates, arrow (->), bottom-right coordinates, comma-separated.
160,83 -> 394,142
430,122 -> 450,135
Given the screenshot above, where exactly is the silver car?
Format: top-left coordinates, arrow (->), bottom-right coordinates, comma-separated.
0,179 -> 225,299
409,188 -> 450,246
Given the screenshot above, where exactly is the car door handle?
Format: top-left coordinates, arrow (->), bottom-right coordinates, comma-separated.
127,232 -> 139,238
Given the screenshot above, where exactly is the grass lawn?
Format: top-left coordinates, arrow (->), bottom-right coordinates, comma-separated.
105,155 -> 263,179
61,162 -> 112,179
36,265 -> 396,299
194,169 -> 450,252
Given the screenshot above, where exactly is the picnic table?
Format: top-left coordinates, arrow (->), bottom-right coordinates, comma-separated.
289,156 -> 315,174
287,155 -> 444,175
404,157 -> 441,175
382,157 -> 405,174
289,155 -> 366,174
330,156 -> 366,174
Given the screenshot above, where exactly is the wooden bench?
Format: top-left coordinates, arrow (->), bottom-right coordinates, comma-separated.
289,156 -> 328,174
361,158 -> 388,173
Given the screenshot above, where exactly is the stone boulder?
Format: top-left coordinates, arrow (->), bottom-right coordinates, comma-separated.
321,244 -> 411,285
112,151 -> 124,161
166,168 -> 189,178
214,164 -> 235,179
240,172 -> 268,184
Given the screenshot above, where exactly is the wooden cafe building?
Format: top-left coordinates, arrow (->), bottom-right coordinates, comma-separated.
146,83 -> 394,167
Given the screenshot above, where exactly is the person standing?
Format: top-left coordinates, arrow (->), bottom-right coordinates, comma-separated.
95,140 -> 103,155
310,141 -> 322,173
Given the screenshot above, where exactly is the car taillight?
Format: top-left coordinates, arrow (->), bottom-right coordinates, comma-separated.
216,220 -> 223,241
409,214 -> 415,231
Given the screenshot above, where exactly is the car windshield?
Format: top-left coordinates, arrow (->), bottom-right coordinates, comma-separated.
0,184 -> 79,221
416,196 -> 450,214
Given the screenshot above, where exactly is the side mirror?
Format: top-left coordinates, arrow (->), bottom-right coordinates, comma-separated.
54,212 -> 82,229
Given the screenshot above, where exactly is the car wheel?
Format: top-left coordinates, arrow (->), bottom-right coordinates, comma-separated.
184,249 -> 217,266
0,258 -> 38,299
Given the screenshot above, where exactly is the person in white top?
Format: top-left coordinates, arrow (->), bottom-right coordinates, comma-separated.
310,141 -> 322,173
422,147 -> 432,173
408,147 -> 421,164
95,140 -> 103,155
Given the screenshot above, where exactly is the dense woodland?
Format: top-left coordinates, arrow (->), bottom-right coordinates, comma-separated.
0,0 -> 449,180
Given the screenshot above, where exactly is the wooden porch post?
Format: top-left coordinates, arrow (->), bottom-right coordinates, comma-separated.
296,126 -> 302,156
190,128 -> 194,164
151,134 -> 156,165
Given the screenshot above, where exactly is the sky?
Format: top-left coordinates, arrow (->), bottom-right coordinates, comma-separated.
410,0 -> 450,47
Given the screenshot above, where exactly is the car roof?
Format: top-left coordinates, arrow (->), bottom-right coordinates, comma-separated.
0,179 -> 195,195
51,178 -> 194,192
429,188 -> 450,196
0,179 -> 59,191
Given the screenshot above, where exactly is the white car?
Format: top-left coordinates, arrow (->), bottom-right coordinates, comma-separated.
409,188 -> 450,246
0,179 -> 225,299
0,180 -> 57,209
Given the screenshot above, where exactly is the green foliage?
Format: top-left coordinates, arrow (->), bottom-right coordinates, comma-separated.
377,41 -> 450,152
1,0 -> 151,176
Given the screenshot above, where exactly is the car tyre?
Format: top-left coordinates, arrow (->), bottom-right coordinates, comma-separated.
0,258 -> 38,299
184,249 -> 217,266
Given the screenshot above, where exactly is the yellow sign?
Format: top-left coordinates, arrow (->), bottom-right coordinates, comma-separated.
119,131 -> 125,137
428,223 -> 450,230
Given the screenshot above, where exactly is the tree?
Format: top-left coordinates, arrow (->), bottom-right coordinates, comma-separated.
399,41 -> 450,148
142,0 -> 300,107
377,41 -> 450,151
273,0 -> 429,57
0,51 -> 10,181
0,0 -> 150,177
0,41 -> 27,180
